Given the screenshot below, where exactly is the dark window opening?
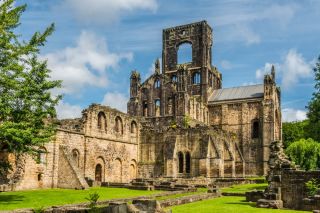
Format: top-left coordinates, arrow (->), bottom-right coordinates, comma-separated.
252,120 -> 260,139
37,173 -> 43,181
143,101 -> 148,116
95,164 -> 102,182
178,152 -> 184,173
186,152 -> 191,174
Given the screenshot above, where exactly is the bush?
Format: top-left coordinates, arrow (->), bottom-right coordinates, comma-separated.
86,192 -> 100,210
285,138 -> 320,170
305,178 -> 320,196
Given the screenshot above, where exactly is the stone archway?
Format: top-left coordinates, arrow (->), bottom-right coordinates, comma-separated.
95,164 -> 102,182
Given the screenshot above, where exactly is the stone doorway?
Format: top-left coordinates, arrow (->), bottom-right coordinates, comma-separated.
95,164 -> 102,182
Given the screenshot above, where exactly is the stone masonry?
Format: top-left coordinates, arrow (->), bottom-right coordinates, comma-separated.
0,20 -> 281,191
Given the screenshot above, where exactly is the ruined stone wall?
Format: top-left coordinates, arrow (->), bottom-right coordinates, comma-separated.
280,170 -> 320,210
138,126 -> 245,179
208,101 -> 263,176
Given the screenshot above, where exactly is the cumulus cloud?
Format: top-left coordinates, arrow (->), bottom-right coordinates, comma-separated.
255,50 -> 312,89
42,31 -> 133,95
56,101 -> 82,119
64,0 -> 158,24
281,49 -> 312,89
101,92 -> 128,113
282,108 -> 307,122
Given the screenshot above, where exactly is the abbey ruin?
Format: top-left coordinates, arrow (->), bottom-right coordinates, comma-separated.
0,20 -> 281,191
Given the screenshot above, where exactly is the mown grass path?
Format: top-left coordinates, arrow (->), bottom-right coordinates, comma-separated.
169,196 -> 309,213
0,187 -> 161,210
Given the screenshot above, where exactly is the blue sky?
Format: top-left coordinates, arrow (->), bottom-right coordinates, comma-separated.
16,0 -> 320,121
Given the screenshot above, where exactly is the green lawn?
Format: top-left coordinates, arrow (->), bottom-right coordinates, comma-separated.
222,183 -> 268,194
0,187 -> 161,210
169,196 -> 309,213
156,188 -> 208,200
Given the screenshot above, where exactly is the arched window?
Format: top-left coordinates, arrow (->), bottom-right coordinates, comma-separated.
186,152 -> 191,174
192,72 -> 201,85
171,75 -> 178,83
38,147 -> 47,165
95,164 -> 102,182
72,149 -> 80,167
178,152 -> 184,173
131,121 -> 137,134
115,116 -> 123,135
178,43 -> 192,64
155,99 -> 161,117
97,112 -> 107,131
154,79 -> 161,88
143,101 -> 148,116
252,120 -> 260,139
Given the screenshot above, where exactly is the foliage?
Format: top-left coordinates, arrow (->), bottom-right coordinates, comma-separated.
182,115 -> 191,128
285,138 -> 320,170
85,192 -> 100,210
0,0 -> 61,169
306,55 -> 320,141
33,206 -> 45,213
0,187 -> 161,210
170,119 -> 177,129
305,178 -> 320,196
282,120 -> 309,148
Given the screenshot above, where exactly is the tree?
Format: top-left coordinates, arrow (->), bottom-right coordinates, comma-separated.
282,120 -> 309,148
0,0 -> 61,172
306,56 -> 320,141
285,138 -> 320,171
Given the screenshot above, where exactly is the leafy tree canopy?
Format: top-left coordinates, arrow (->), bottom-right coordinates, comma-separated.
0,0 -> 61,162
282,120 -> 309,148
285,138 -> 320,171
306,56 -> 320,141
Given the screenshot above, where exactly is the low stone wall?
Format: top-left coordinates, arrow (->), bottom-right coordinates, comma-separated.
281,169 -> 320,210
160,193 -> 219,208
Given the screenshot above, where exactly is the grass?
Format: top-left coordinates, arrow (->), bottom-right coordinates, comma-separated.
222,183 -> 268,194
0,187 -> 161,210
169,196 -> 309,213
156,188 -> 208,200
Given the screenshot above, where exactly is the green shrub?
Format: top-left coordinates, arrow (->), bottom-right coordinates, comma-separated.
86,192 -> 100,210
305,178 -> 320,196
285,138 -> 320,170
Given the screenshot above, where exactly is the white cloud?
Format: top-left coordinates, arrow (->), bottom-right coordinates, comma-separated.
255,63 -> 275,81
281,49 -> 312,89
282,108 -> 307,122
101,92 -> 128,113
64,0 -> 158,24
56,101 -> 82,119
255,50 -> 312,89
42,31 -> 133,95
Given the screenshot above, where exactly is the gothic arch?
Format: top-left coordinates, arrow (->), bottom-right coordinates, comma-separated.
177,151 -> 184,173
115,116 -> 123,135
72,149 -> 80,167
97,111 -> 107,131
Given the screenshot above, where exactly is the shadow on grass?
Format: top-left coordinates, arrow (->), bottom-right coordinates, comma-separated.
225,200 -> 256,208
0,194 -> 25,204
